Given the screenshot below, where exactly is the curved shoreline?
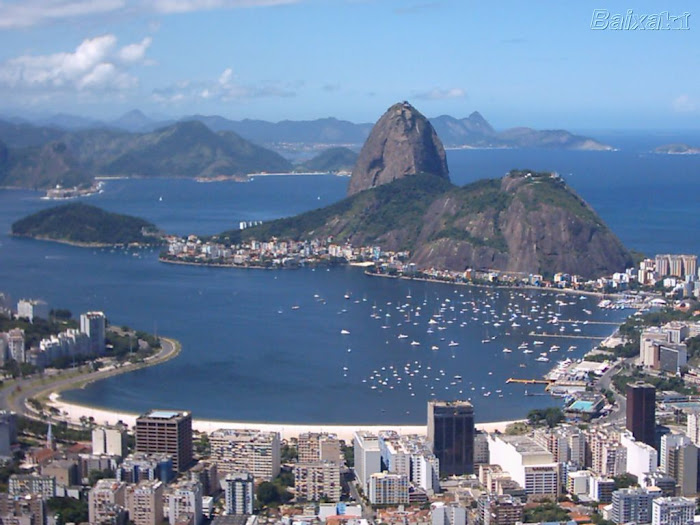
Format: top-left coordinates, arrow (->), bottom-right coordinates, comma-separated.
47,394 -> 520,442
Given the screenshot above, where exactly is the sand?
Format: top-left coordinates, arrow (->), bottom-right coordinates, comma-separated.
47,393 -> 521,442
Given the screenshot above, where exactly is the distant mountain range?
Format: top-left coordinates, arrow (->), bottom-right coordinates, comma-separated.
2,108 -> 613,150
0,107 -> 613,189
654,143 -> 700,155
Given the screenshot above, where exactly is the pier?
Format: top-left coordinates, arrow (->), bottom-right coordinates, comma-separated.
556,319 -> 620,325
528,331 -> 607,340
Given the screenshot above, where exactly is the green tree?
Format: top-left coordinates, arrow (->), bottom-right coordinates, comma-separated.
614,473 -> 638,489
281,444 -> 297,462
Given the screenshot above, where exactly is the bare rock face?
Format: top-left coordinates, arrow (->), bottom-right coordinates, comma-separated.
347,102 -> 449,196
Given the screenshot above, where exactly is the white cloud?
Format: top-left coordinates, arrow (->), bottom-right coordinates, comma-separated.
0,0 -> 126,29
672,94 -> 697,113
0,34 -> 151,95
153,67 -> 295,104
414,87 -> 467,100
118,37 -> 153,64
0,0 -> 303,28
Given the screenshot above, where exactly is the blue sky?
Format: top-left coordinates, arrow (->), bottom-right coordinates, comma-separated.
0,0 -> 697,129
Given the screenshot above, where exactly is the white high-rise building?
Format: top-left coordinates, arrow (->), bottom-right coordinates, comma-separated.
223,472 -> 254,515
652,497 -> 695,525
686,411 -> 700,446
17,299 -> 49,322
92,426 -> 127,457
353,431 -> 381,493
487,434 -> 559,496
168,480 -> 203,525
294,461 -> 341,502
621,432 -> 658,482
80,311 -> 106,356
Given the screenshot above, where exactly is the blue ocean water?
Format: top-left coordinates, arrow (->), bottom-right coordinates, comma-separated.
0,145 -> 697,424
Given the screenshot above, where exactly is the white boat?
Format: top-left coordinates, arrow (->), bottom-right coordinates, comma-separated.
340,329 -> 350,335
431,345 -> 439,351
410,341 -> 420,346
502,348 -> 512,353
398,334 -> 408,339
536,356 -> 550,362
523,349 -> 534,354
533,341 -> 544,345
448,341 -> 459,347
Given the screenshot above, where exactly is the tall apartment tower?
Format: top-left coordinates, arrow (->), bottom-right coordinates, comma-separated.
135,410 -> 193,472
126,480 -> 164,525
427,400 -> 474,476
80,311 -> 106,356
223,472 -> 254,515
626,383 -> 656,448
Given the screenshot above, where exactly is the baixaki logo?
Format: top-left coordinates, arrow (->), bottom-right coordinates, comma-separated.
591,9 -> 690,30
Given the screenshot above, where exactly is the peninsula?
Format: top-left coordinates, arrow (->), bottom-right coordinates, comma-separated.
215,102 -> 632,279
11,202 -> 163,247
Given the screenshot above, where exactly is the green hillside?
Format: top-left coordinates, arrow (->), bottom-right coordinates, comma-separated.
12,203 -> 161,246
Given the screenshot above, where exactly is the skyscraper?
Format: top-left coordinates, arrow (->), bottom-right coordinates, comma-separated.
135,410 -> 193,472
427,400 -> 474,476
626,383 -> 656,448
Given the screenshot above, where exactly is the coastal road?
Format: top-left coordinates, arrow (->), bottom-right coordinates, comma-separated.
0,337 -> 180,422
597,355 -> 636,424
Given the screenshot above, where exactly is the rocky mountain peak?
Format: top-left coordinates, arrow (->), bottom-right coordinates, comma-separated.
347,101 -> 449,196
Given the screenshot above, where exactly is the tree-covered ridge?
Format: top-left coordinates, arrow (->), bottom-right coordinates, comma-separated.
12,203 -> 161,246
296,147 -> 358,173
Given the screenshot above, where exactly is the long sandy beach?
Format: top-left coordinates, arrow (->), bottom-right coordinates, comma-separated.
47,393 -> 519,442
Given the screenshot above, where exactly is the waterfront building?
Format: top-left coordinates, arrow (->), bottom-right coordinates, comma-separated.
17,299 -> 49,322
652,497 -> 695,525
427,400 -> 474,476
93,426 -> 127,457
126,480 -> 164,525
621,432 -> 658,482
297,432 -> 341,465
431,502 -> 466,525
209,429 -> 280,481
168,480 -> 203,525
353,431 -> 381,493
486,434 -> 559,497
89,479 -> 127,525
659,434 -> 697,496
294,461 -> 341,502
223,472 -> 254,515
368,472 -> 409,505
80,311 -> 106,356
477,494 -> 523,525
610,487 -> 662,525
627,383 -> 657,448
135,410 -> 193,472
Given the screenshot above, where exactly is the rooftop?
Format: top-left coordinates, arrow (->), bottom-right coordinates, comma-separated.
141,410 -> 188,420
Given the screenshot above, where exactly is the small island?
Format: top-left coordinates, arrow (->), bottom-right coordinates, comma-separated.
654,143 -> 700,155
11,202 -> 163,247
